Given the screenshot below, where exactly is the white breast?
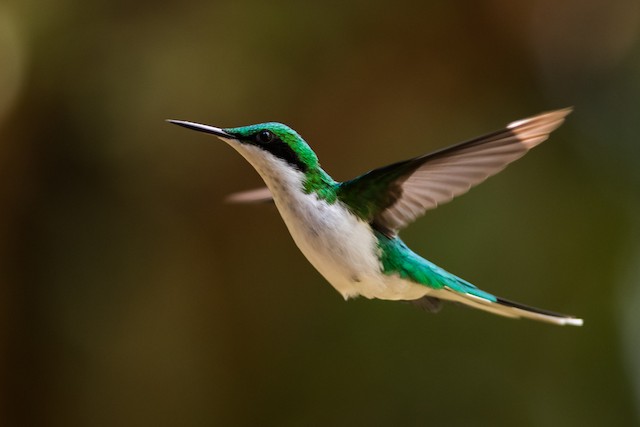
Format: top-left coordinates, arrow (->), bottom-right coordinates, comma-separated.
274,177 -> 382,299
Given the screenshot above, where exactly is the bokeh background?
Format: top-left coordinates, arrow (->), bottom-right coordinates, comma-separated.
1,0 -> 640,425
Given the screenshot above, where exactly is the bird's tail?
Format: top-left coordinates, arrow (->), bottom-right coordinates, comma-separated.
414,259 -> 583,326
438,288 -> 583,326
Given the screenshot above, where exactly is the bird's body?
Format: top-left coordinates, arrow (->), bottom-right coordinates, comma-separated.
169,109 -> 583,326
232,142 -> 385,300
235,142 -> 425,302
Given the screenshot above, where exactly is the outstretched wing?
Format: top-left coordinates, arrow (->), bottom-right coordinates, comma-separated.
337,108 -> 572,236
226,187 -> 273,204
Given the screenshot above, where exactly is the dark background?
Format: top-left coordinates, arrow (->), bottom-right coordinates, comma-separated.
1,1 -> 639,425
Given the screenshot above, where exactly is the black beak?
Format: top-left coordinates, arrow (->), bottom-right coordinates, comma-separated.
166,120 -> 235,139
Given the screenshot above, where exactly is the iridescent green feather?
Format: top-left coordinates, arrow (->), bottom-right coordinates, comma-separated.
375,231 -> 497,301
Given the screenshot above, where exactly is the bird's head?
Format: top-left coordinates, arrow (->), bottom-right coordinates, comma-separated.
167,120 -> 319,175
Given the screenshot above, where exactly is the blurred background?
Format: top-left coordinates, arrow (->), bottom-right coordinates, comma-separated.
1,0 -> 639,425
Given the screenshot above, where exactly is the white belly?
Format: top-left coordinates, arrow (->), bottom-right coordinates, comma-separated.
276,188 -> 380,298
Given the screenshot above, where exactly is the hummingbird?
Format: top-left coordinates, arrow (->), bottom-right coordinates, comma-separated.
168,108 -> 582,326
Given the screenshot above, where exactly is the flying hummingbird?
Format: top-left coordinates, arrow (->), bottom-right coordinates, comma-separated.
168,108 -> 582,326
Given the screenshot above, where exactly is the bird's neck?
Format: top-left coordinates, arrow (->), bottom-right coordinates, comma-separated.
301,165 -> 338,202
234,142 -> 338,203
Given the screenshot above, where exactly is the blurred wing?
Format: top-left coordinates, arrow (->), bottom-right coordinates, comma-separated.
338,108 -> 572,235
226,187 -> 273,204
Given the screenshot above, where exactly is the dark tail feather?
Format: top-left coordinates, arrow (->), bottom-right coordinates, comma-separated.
495,297 -> 583,326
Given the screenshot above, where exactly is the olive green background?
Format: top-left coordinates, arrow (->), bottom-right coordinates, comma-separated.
1,1 -> 639,426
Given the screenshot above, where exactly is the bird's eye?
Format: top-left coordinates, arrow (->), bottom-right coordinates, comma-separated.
256,130 -> 274,144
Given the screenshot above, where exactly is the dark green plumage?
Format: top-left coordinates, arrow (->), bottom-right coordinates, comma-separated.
336,158 -> 417,227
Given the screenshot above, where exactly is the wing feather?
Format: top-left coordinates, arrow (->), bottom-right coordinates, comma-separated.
226,187 -> 273,204
339,108 -> 572,235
